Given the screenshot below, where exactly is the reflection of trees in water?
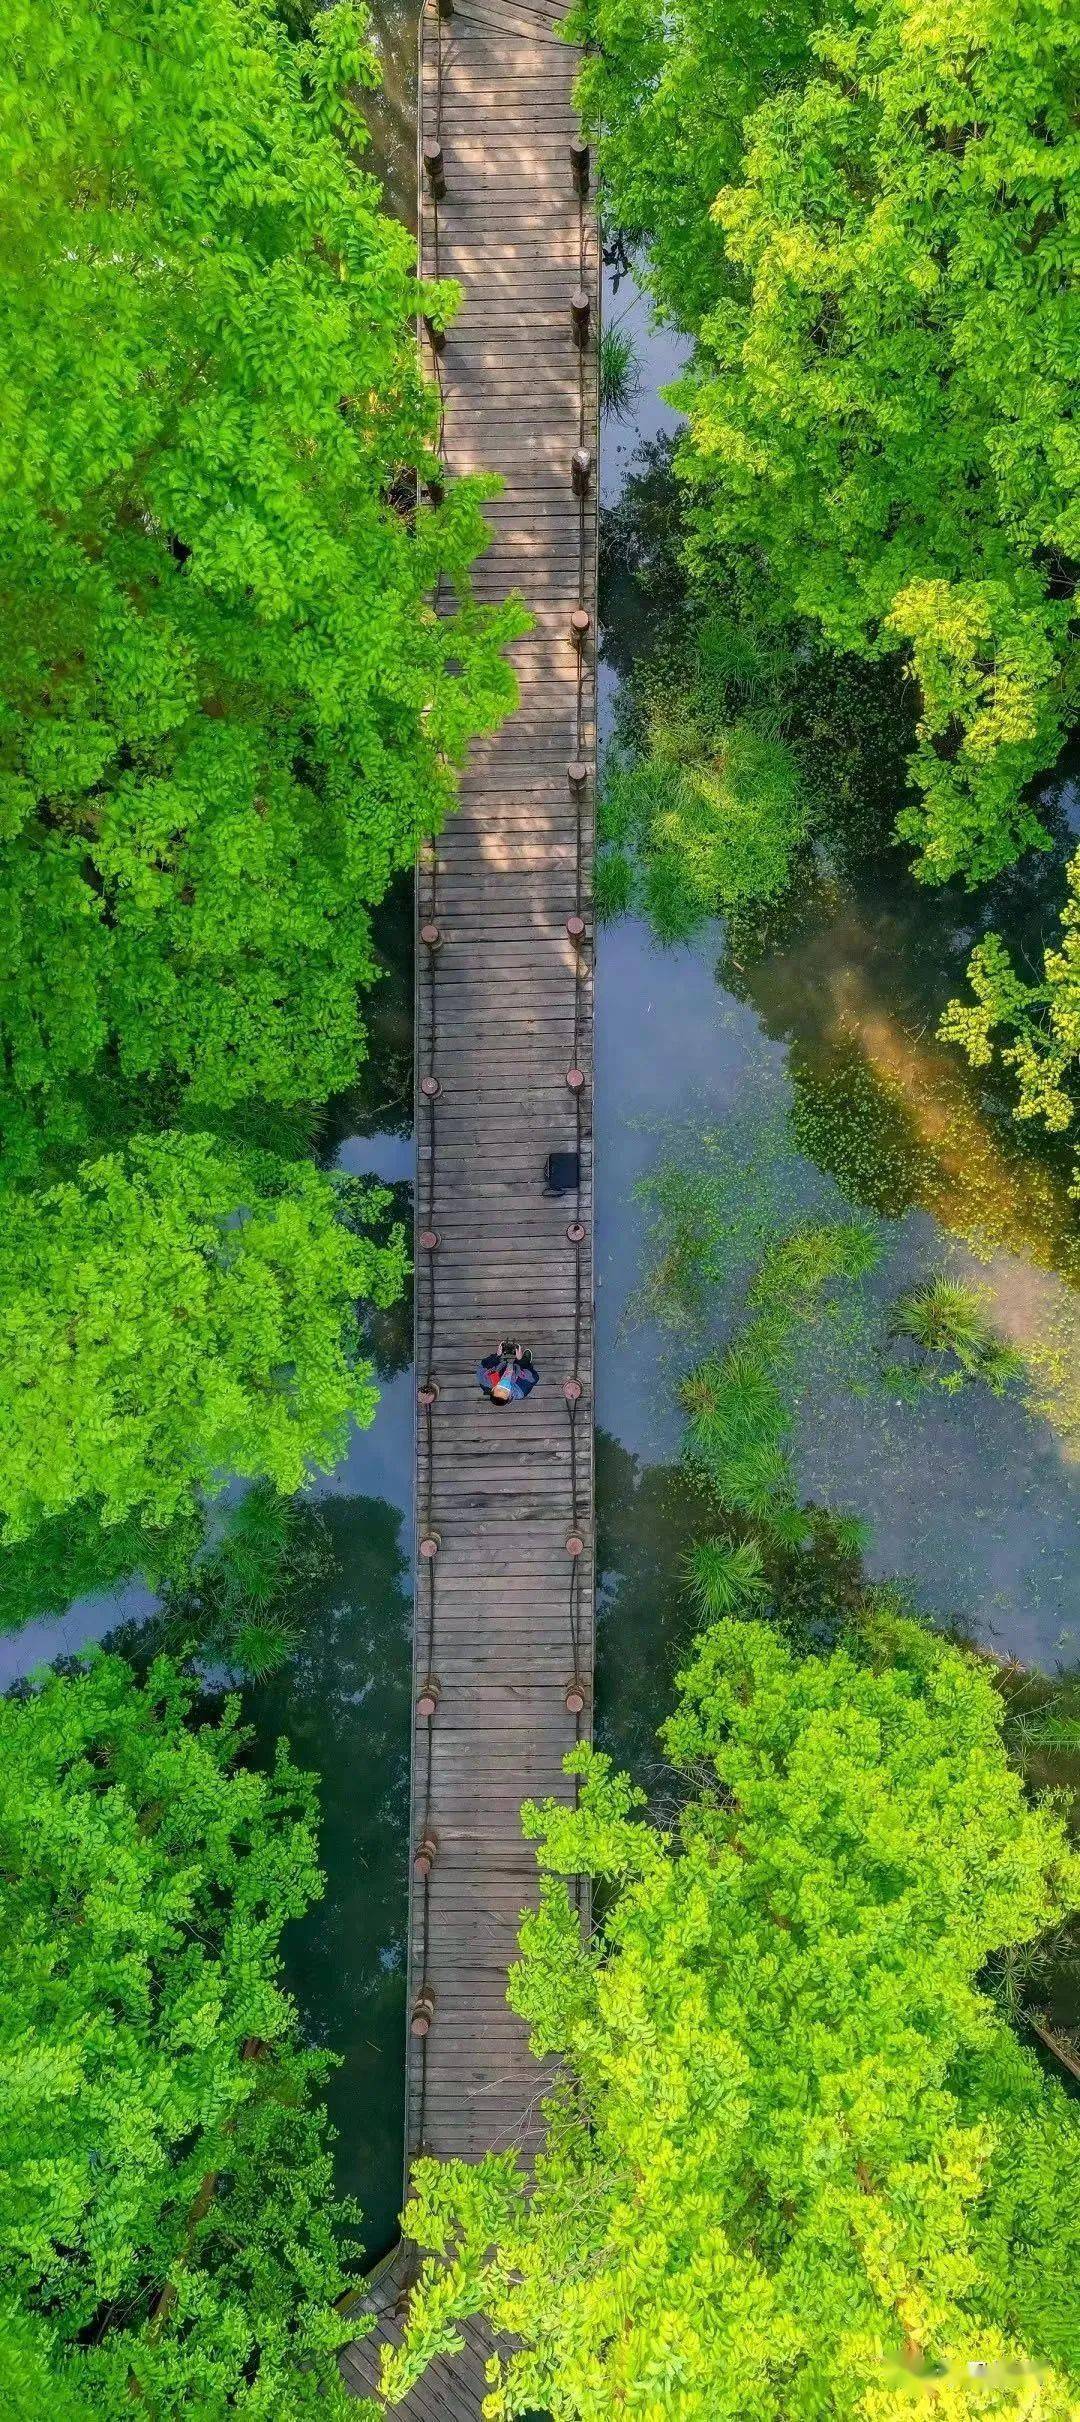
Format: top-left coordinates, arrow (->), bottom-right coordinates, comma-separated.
243,1491 -> 412,2255
595,1427 -> 706,1796
716,844 -> 1080,1299
600,435 -> 687,694
354,1177 -> 413,1378
319,877 -> 413,1155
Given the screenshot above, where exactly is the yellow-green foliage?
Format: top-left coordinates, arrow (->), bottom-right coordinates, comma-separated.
571,0 -> 1080,894
0,1653 -> 362,2416
0,1139 -> 405,1541
388,1621 -> 1080,2419
943,856 -> 1080,1191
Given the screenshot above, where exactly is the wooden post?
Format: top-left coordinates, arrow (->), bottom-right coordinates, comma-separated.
423,138 -> 445,200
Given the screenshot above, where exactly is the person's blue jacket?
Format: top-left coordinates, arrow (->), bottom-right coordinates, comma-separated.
477,1351 -> 540,1402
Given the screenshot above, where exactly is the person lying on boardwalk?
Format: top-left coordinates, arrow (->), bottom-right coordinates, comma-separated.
476,1341 -> 540,1404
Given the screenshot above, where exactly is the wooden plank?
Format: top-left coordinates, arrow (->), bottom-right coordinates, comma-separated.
345,0 -> 595,2404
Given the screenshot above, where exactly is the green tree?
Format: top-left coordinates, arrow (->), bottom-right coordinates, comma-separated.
0,1137 -> 405,1541
572,0 -> 1079,894
0,0 -> 521,1162
0,1651 -> 379,2417
386,1619 -> 1080,2419
941,855 -> 1080,1189
567,0 -> 822,325
0,0 -> 523,1559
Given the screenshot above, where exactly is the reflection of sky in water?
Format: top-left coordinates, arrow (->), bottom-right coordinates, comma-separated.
600,259 -> 688,513
0,1574 -> 159,1688
596,918 -> 1080,1673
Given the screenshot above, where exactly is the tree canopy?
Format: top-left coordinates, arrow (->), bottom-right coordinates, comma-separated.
0,1142 -> 404,1542
0,0 -> 521,1547
0,1651 -> 376,2417
0,0 -> 521,1159
387,1618 -> 1080,2420
570,0 -> 1080,894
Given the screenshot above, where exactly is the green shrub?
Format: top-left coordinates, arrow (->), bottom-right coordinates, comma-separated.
390,1620 -> 1080,2416
0,1653 -> 357,2415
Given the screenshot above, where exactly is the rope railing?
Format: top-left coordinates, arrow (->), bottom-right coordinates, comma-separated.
407,0 -> 596,2168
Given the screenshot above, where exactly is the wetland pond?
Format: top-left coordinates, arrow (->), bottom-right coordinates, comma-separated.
595,260 -> 1080,1792
4,8 -> 1079,2269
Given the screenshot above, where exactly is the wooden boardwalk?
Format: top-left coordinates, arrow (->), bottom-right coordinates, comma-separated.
342,0 -> 597,2407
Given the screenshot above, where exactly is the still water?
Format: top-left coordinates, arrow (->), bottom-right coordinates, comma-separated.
594,264 -> 1080,1791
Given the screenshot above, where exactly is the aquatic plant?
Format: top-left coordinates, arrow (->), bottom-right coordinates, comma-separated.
599,322 -> 642,419
390,1620 -> 1080,2416
829,1510 -> 870,1560
755,1505 -> 880,1658
681,1336 -> 791,1518
891,1275 -> 1024,1397
790,1045 -> 933,1220
684,1533 -> 767,1619
594,846 -> 635,923
602,711 -> 805,943
159,1483 -> 332,1678
997,1664 -> 1080,1769
681,1221 -> 880,1520
753,1216 -> 880,1311
632,1113 -> 792,1333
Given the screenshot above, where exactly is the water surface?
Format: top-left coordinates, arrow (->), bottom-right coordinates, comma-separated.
594,265 -> 1080,1794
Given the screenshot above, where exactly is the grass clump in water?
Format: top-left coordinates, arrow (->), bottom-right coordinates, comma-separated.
160,1483 -> 331,1677
594,847 -> 634,923
890,1275 -> 1024,1398
600,714 -> 805,943
684,1533 -> 768,1619
680,1218 -> 880,1518
599,322 -> 641,420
